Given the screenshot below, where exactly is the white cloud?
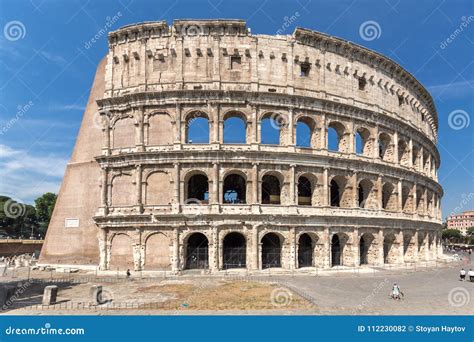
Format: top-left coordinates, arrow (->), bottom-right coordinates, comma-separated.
428,79 -> 474,99
0,144 -> 68,203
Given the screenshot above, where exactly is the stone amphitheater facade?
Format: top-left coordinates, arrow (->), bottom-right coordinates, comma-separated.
40,19 -> 443,272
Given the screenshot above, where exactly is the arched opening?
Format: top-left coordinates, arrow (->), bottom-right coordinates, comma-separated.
398,139 -> 409,166
223,115 -> 246,144
403,233 -> 413,257
296,120 -> 311,147
186,174 -> 209,203
383,234 -> 396,264
261,233 -> 282,268
382,182 -> 395,210
330,176 -> 346,207
327,122 -> 346,152
412,146 -> 420,169
331,234 -> 342,266
223,174 -> 246,204
109,234 -> 133,270
297,176 -> 312,205
402,185 -> 412,213
223,232 -> 246,269
358,179 -> 373,208
185,233 -> 209,269
359,233 -> 373,265
327,127 -> 339,152
378,133 -> 392,161
262,175 -> 281,204
298,233 -> 313,267
355,127 -> 371,156
186,112 -> 209,144
261,115 -> 283,145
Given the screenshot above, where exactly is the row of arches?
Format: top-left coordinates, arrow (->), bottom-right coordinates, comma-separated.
107,230 -> 440,271
109,111 -> 438,177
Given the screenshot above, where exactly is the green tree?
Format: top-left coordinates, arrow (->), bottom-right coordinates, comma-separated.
467,226 -> 474,237
0,196 -> 38,237
34,192 -> 57,234
442,229 -> 463,242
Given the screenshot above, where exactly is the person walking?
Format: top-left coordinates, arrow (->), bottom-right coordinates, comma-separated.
126,269 -> 131,278
391,283 -> 403,300
460,268 -> 466,281
468,269 -> 474,282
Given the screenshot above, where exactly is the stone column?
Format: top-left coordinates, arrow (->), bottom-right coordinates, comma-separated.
136,164 -> 142,207
101,167 -> 108,208
136,107 -> 145,152
173,163 -> 180,206
408,138 -> 413,168
412,183 -> 417,213
373,125 -> 379,159
98,228 -> 107,270
320,113 -> 327,149
348,120 -> 355,154
287,108 -> 294,146
210,227 -> 219,272
397,230 -> 404,264
323,227 -> 330,268
413,230 -> 419,262
252,163 -> 259,204
102,117 -> 111,155
323,167 -> 329,206
353,227 -> 359,266
377,229 -> 384,265
419,146 -> 424,171
377,175 -> 383,209
289,164 -> 296,205
393,131 -> 399,165
175,103 -> 182,145
397,179 -> 402,212
352,172 -> 358,208
210,102 -> 220,144
289,227 -> 296,270
252,105 -> 258,145
252,224 -> 259,270
212,162 -> 219,204
172,227 -> 179,272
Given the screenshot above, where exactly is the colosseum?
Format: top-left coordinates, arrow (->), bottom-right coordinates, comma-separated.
39,19 -> 443,273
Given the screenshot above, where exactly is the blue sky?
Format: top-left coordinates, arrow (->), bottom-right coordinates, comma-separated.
0,0 -> 472,219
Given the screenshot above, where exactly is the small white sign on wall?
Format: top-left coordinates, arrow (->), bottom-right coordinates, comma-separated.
65,218 -> 80,228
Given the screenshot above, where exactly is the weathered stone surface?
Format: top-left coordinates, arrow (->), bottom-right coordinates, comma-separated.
42,285 -> 58,305
40,19 -> 443,273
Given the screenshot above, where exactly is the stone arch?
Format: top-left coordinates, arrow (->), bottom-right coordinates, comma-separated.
412,145 -> 421,170
223,110 -> 248,144
383,233 -> 398,264
111,172 -> 134,206
398,138 -> 410,166
222,231 -> 247,269
331,232 -> 349,266
296,116 -> 317,148
401,184 -> 413,213
261,232 -> 283,269
359,232 -> 376,265
382,182 -> 397,211
109,233 -> 134,270
223,173 -> 247,204
184,110 -> 210,144
403,231 -> 416,262
260,111 -> 287,145
261,172 -> 284,205
297,174 -> 313,205
378,132 -> 393,162
297,233 -> 316,267
184,232 -> 209,269
330,175 -> 350,208
146,111 -> 173,146
354,126 -> 372,156
327,121 -> 348,152
144,232 -> 171,270
358,178 -> 375,209
144,171 -> 172,205
184,170 -> 209,204
112,115 -> 135,149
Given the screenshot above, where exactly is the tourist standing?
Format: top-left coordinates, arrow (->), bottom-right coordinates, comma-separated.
459,268 -> 466,281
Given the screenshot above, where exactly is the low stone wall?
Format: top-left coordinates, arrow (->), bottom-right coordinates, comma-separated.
0,240 -> 43,257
